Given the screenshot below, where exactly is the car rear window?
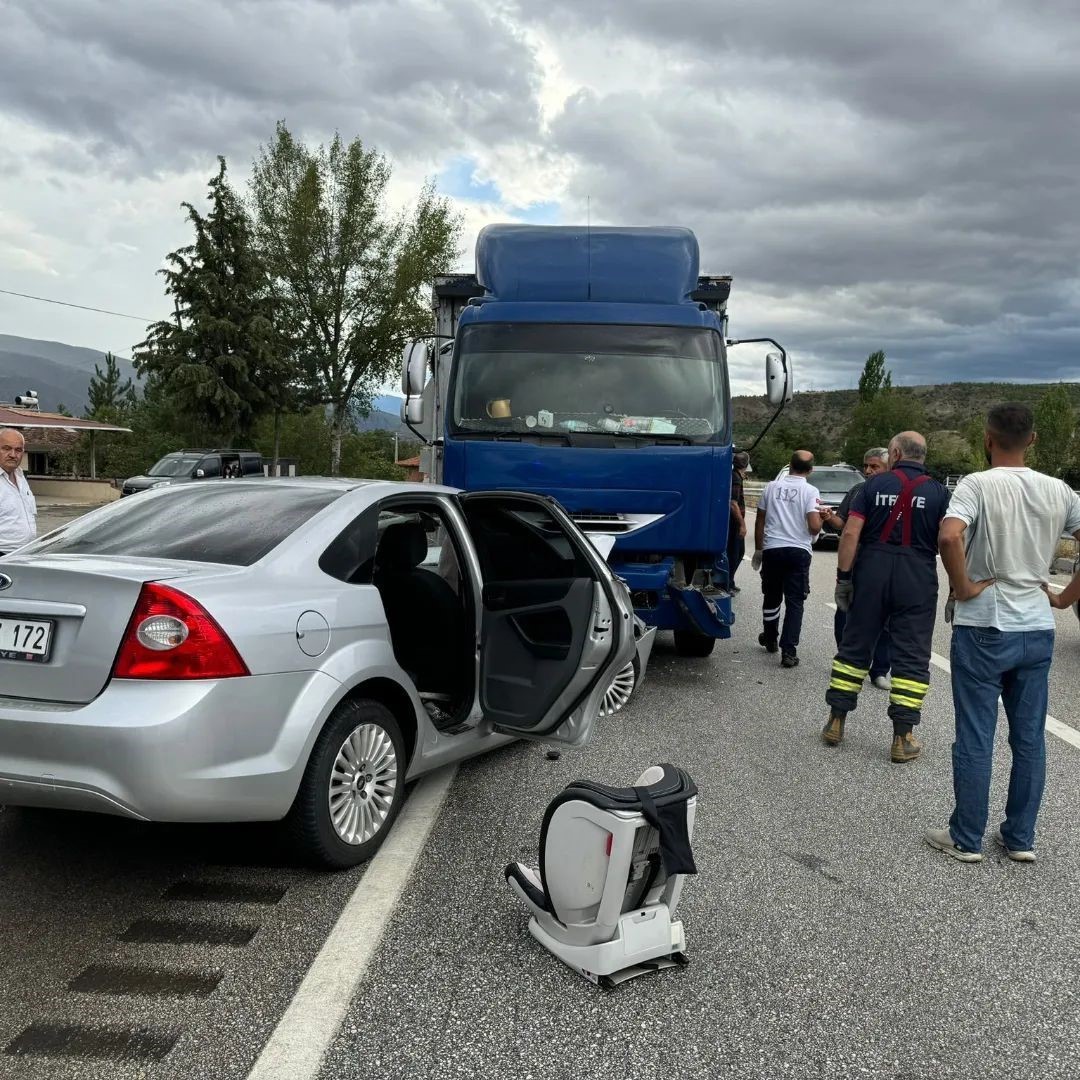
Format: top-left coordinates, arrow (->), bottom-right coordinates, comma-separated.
24,485 -> 343,565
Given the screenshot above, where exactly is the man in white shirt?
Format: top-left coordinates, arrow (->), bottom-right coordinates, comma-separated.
926,403 -> 1080,864
752,450 -> 822,668
0,428 -> 37,555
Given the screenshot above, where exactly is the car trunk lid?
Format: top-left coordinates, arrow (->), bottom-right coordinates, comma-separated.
0,556 -> 210,704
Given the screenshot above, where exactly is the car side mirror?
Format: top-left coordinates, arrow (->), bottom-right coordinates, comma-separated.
195,469 -> 205,478
401,340 -> 428,397
766,351 -> 793,406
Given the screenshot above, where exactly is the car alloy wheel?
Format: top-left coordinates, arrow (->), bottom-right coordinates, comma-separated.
600,657 -> 638,716
328,722 -> 399,846
286,698 -> 407,869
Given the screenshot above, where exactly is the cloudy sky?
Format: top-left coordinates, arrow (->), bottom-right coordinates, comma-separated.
2,0 -> 1080,395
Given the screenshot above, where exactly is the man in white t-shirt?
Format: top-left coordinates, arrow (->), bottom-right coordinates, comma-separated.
752,450 -> 822,667
0,428 -> 37,555
926,403 -> 1080,864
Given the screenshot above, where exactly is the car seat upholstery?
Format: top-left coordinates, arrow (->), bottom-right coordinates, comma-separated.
373,521 -> 468,699
506,764 -> 697,949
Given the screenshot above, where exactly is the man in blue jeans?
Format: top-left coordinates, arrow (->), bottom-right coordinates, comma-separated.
926,403 -> 1080,863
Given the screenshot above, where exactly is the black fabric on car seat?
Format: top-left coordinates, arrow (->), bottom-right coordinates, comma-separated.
375,522 -> 428,573
536,764 -> 697,918
374,521 -> 467,698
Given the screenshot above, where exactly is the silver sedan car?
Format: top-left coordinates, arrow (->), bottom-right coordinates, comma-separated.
0,479 -> 649,867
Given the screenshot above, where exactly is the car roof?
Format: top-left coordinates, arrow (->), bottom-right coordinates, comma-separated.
203,476 -> 464,496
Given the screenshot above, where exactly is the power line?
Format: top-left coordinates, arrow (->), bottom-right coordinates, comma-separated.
0,287 -> 155,323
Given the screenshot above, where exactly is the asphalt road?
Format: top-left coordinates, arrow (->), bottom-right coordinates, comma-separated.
318,537 -> 1080,1080
1,509 -> 1079,1079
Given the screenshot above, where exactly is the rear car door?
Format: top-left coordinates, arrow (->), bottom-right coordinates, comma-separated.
459,492 -> 635,746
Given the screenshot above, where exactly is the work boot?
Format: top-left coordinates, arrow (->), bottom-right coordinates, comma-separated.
822,711 -> 846,746
758,632 -> 778,654
781,650 -> 799,668
890,730 -> 922,763
871,674 -> 891,690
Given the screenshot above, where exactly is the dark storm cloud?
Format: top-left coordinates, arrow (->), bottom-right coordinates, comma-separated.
520,0 -> 1080,387
0,0 -> 541,174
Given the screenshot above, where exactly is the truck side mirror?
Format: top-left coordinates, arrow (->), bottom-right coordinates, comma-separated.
401,341 -> 428,397
766,351 -> 793,406
402,397 -> 424,426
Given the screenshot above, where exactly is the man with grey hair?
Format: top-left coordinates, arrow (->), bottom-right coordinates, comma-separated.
822,447 -> 892,687
822,431 -> 950,763
0,427 -> 36,555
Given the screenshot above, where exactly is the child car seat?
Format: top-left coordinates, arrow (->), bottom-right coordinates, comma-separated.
505,764 -> 697,987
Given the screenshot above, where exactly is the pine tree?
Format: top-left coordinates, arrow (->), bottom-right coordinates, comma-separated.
86,352 -> 135,420
135,158 -> 285,446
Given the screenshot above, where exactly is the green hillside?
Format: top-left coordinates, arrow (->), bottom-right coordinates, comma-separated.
733,380 -> 1080,481
734,381 -> 1080,448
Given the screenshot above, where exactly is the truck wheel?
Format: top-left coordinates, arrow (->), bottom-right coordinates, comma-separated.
285,698 -> 405,870
674,629 -> 716,658
600,655 -> 640,716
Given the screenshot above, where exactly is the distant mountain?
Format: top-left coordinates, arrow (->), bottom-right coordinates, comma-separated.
374,393 -> 404,415
0,334 -> 138,414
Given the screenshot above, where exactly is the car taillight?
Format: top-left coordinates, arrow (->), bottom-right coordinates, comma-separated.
113,582 -> 249,680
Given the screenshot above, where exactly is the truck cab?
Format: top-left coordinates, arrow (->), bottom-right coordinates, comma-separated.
403,225 -> 791,659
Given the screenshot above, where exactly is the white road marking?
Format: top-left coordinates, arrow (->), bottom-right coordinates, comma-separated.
825,602 -> 1080,751
247,765 -> 458,1080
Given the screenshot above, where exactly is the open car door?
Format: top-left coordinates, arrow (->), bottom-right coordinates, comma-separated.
458,492 -> 636,747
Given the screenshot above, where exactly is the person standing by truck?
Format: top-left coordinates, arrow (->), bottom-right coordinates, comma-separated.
823,432 -> 950,763
727,452 -> 750,593
926,403 -> 1080,863
821,447 -> 892,687
753,450 -> 822,668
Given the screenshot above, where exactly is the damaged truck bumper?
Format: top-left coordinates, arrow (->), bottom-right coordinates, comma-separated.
610,557 -> 734,640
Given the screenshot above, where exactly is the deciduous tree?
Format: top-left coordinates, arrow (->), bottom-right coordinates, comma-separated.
249,121 -> 461,474
843,350 -> 923,462
1033,385 -> 1076,479
858,349 -> 892,402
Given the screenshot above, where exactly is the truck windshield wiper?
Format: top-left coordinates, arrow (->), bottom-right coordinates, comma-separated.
602,430 -> 695,446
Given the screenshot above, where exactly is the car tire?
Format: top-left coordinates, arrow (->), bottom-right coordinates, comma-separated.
600,655 -> 640,717
673,629 -> 716,658
285,698 -> 406,870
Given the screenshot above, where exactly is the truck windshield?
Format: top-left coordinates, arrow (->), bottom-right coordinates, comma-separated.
450,323 -> 728,443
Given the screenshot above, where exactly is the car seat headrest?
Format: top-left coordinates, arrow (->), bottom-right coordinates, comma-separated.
376,521 -> 427,573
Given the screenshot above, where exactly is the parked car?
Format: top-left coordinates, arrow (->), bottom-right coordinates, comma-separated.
121,449 -> 264,496
773,462 -> 863,540
0,479 -> 647,867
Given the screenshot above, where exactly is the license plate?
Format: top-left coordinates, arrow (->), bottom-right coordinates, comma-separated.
0,617 -> 55,663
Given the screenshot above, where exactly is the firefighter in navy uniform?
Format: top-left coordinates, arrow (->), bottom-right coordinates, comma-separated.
822,432 -> 950,763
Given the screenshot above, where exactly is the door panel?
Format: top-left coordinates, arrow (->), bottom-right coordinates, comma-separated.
461,491 -> 636,745
480,578 -> 592,722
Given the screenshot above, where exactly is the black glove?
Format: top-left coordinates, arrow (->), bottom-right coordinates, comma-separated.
835,569 -> 854,612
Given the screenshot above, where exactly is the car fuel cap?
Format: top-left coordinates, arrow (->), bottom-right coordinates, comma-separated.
295,610 -> 330,657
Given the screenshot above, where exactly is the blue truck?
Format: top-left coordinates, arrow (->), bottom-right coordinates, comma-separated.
402,225 -> 792,700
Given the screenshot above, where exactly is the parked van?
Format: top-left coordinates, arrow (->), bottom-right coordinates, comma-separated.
121,449 -> 264,496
